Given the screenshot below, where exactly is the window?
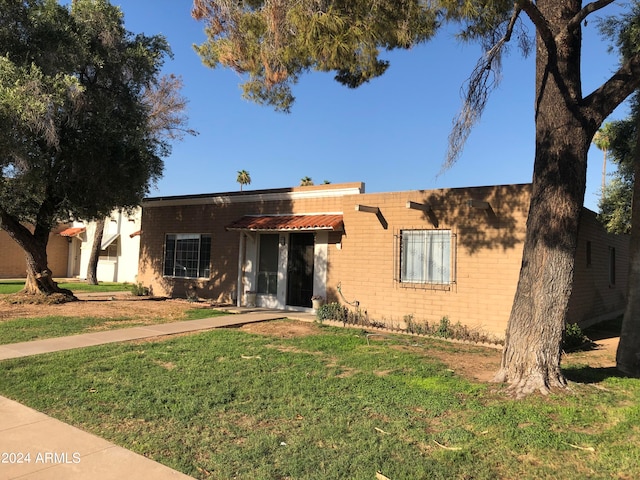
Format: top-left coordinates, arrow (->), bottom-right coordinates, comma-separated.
164,234 -> 211,278
257,234 -> 279,295
400,230 -> 452,284
100,242 -> 118,261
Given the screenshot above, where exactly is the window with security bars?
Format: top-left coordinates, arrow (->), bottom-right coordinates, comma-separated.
164,234 -> 211,278
399,230 -> 453,284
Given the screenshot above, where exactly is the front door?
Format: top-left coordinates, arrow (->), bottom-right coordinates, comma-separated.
286,233 -> 315,307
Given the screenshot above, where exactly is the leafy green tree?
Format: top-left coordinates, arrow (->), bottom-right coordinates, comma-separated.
237,169 -> 251,191
597,118 -> 636,235
193,0 -> 640,396
85,74 -> 195,286
0,0 -> 179,297
300,176 -> 314,186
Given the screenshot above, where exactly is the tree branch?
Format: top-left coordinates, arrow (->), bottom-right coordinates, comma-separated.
518,0 -> 553,46
567,0 -> 616,31
583,52 -> 640,127
444,6 -> 522,169
0,204 -> 34,250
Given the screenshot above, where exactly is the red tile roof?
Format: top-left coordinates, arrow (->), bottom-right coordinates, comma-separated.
59,227 -> 86,237
226,214 -> 344,232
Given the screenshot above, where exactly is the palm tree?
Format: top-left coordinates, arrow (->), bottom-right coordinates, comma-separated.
300,176 -> 313,186
237,170 -> 251,191
593,125 -> 612,196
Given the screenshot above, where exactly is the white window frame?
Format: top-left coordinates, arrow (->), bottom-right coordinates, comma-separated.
163,233 -> 212,279
257,233 -> 279,295
398,229 -> 455,286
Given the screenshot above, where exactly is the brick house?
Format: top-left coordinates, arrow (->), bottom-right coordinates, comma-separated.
0,225 -> 69,279
137,182 -> 628,338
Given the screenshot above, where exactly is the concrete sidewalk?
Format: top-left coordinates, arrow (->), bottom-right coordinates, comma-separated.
0,310 -> 288,361
0,396 -> 194,480
0,309 -> 300,479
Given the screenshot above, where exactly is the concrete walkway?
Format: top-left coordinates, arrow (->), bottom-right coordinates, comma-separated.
0,310 -> 288,361
0,309 -> 296,479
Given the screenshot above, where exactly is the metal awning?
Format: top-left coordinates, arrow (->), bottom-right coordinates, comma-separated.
101,233 -> 120,249
59,227 -> 86,237
226,214 -> 344,232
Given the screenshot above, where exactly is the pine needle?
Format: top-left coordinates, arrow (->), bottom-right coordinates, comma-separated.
563,441 -> 595,452
433,440 -> 462,451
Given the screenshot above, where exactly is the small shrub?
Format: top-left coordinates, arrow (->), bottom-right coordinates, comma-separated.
405,314 -> 428,335
563,323 -> 590,350
130,282 -> 149,296
435,316 -> 451,338
317,302 -> 348,323
317,302 -> 368,326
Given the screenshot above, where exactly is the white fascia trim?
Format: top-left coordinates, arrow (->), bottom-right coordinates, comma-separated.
239,212 -> 344,217
142,186 -> 362,208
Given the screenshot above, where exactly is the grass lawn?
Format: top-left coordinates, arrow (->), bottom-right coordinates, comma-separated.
0,308 -> 228,344
0,320 -> 638,479
0,280 -> 130,295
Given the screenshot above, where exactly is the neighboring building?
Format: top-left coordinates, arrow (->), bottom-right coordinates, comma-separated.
0,225 -> 69,278
137,182 -> 629,338
60,208 -> 142,283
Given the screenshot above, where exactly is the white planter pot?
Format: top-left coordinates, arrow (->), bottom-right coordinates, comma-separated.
245,292 -> 257,307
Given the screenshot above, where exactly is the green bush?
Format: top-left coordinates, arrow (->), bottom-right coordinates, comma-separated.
316,302 -> 368,325
316,302 -> 348,322
563,323 -> 590,350
435,316 -> 451,338
130,282 -> 149,296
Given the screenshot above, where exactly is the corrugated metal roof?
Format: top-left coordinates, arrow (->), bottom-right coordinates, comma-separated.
59,227 -> 86,237
226,214 -> 344,232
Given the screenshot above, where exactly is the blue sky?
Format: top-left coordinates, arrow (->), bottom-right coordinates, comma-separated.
113,1 -> 631,211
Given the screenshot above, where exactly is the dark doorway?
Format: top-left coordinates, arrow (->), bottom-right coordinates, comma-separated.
287,233 -> 315,307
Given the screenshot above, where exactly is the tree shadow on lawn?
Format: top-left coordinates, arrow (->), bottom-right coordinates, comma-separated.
562,366 -> 625,384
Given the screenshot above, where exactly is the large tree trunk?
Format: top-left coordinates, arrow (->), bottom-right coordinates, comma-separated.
0,206 -> 75,300
616,108 -> 640,376
22,241 -> 66,295
493,0 -> 592,397
86,217 -> 106,285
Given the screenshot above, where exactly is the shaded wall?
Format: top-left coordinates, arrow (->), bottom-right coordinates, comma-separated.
567,209 -> 629,327
138,181 -> 629,338
326,184 -> 530,337
137,183 -> 363,300
0,226 -> 70,278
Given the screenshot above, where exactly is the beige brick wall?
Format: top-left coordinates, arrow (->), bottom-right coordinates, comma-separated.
138,182 -> 629,339
0,226 -> 70,278
326,184 -> 531,337
567,209 -> 629,327
138,183 -> 361,299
